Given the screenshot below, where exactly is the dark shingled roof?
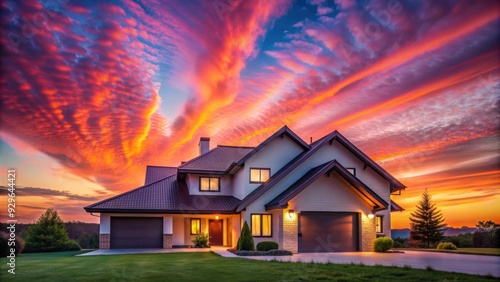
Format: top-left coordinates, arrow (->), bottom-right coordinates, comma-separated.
236,130 -> 405,212
84,175 -> 240,213
390,200 -> 405,212
179,145 -> 254,173
265,160 -> 389,211
144,166 -> 177,185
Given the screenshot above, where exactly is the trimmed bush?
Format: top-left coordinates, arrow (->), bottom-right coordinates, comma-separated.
374,237 -> 394,252
0,231 -> 24,256
237,221 -> 255,251
266,249 -> 293,256
256,241 -> 278,251
436,242 -> 457,250
234,249 -> 293,256
192,233 -> 210,248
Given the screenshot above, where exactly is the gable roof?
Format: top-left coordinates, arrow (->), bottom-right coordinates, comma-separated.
390,199 -> 405,212
178,146 -> 254,174
236,125 -> 310,166
84,175 -> 240,213
236,129 -> 405,212
265,160 -> 389,211
144,166 -> 177,185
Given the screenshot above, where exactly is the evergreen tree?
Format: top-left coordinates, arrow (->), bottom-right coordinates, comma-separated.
24,209 -> 81,252
409,189 -> 446,247
237,221 -> 255,251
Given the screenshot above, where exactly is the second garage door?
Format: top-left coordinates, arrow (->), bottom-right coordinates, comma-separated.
298,212 -> 359,253
110,217 -> 163,249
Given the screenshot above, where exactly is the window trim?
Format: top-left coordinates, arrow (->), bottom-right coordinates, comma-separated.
249,168 -> 271,183
199,177 -> 220,192
190,218 -> 201,235
376,215 -> 383,233
346,167 -> 356,176
250,213 -> 273,237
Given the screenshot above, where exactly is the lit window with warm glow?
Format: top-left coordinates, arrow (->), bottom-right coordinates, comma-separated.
191,218 -> 201,235
251,214 -> 272,237
200,177 -> 220,191
376,216 -> 383,233
250,168 -> 270,183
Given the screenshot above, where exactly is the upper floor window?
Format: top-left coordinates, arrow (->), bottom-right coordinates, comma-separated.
346,168 -> 356,176
199,177 -> 220,191
251,214 -> 272,237
250,168 -> 270,183
376,216 -> 383,233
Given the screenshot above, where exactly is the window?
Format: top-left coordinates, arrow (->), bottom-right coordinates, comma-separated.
376,216 -> 383,233
199,177 -> 220,191
191,218 -> 201,235
250,168 -> 270,183
346,168 -> 356,176
251,214 -> 272,237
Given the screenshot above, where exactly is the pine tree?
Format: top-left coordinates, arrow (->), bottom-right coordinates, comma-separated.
24,209 -> 80,252
237,221 -> 255,251
409,189 -> 446,247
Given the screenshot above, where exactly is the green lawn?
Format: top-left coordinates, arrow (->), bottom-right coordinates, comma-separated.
0,251 -> 497,281
397,248 -> 500,256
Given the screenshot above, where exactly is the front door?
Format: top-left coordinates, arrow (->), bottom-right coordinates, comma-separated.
209,219 -> 223,246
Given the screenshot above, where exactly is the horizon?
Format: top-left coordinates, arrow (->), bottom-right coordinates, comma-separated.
1,0 -> 499,229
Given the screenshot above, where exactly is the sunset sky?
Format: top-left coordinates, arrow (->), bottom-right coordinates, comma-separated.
0,0 -> 499,229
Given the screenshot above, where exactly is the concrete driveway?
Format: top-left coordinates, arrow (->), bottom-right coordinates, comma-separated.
237,250 -> 500,277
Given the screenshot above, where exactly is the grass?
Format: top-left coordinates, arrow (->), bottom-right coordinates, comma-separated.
397,248 -> 500,256
1,251 -> 498,281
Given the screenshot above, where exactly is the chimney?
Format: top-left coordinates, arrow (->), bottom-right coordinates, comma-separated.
199,137 -> 210,155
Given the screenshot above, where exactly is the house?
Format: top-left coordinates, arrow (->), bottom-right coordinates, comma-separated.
84,126 -> 405,253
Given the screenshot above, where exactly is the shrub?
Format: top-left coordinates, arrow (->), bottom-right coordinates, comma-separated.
62,240 -> 82,251
0,231 -> 24,256
192,233 -> 209,248
436,242 -> 457,250
237,221 -> 255,251
256,241 -> 278,251
374,237 -> 394,252
235,249 -> 293,256
266,249 -> 293,256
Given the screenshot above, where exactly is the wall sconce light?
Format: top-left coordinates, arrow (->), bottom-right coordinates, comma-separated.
368,213 -> 375,219
215,215 -> 219,220
288,210 -> 295,219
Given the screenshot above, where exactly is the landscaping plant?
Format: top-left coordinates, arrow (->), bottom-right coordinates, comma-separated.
409,189 -> 446,247
256,241 -> 278,251
436,242 -> 458,250
237,221 -> 255,251
374,237 -> 394,252
192,233 -> 210,248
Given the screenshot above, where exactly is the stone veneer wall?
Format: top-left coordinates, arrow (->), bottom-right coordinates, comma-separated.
99,234 -> 110,249
282,211 -> 298,253
163,234 -> 173,249
360,215 -> 376,251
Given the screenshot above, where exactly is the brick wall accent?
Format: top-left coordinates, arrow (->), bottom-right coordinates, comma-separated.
163,234 -> 173,249
99,234 -> 110,249
360,215 -> 376,251
282,210 -> 298,253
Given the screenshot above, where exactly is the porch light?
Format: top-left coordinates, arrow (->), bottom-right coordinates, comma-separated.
368,213 -> 375,219
215,215 -> 219,220
288,210 -> 295,219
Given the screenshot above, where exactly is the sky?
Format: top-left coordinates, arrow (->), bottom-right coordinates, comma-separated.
0,0 -> 499,229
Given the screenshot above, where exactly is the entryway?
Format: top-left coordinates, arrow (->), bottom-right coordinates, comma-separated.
209,219 -> 223,246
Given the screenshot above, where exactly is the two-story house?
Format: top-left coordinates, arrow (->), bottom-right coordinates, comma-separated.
84,126 -> 405,253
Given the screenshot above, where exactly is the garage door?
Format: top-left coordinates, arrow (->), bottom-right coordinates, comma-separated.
298,212 -> 359,253
110,217 -> 163,249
